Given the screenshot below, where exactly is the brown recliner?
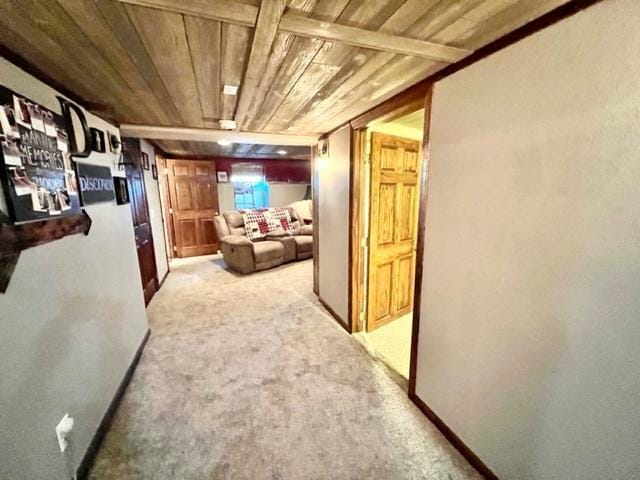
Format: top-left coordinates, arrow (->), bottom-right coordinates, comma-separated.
213,208 -> 313,274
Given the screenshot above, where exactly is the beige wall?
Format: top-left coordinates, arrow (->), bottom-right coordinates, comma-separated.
318,125 -> 350,324
217,182 -> 235,213
269,183 -> 308,208
415,1 -> 640,478
0,59 -> 149,479
139,139 -> 169,280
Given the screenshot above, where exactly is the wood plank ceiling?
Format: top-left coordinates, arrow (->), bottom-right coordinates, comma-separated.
152,140 -> 311,160
0,0 -> 571,156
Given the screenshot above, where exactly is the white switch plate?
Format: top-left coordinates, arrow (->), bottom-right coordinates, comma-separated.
55,413 -> 74,453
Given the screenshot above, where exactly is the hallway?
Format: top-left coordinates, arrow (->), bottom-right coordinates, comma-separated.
89,256 -> 480,480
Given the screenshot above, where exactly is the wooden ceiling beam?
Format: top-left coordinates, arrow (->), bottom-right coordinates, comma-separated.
279,13 -> 470,63
118,0 -> 257,27
234,0 -> 286,127
117,0 -> 471,63
119,124 -> 318,145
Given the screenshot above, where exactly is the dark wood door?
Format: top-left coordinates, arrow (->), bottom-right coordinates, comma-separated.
124,138 -> 158,306
166,159 -> 219,258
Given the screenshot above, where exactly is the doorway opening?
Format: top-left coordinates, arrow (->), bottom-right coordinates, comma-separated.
351,107 -> 425,383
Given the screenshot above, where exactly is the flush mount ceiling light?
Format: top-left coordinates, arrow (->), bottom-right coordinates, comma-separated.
217,139 -> 232,146
218,119 -> 237,130
223,84 -> 238,95
277,149 -> 287,155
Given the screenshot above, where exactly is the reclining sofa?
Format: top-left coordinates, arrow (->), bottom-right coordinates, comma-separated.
213,204 -> 313,274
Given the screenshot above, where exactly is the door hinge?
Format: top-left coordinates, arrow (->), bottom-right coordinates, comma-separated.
163,168 -> 169,175
168,208 -> 173,214
359,310 -> 367,331
173,245 -> 178,252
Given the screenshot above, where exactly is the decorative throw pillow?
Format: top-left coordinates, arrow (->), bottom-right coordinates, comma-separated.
242,207 -> 292,241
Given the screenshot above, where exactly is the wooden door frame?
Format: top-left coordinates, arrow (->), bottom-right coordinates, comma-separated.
350,97 -> 427,334
155,154 -> 177,260
164,158 -> 220,258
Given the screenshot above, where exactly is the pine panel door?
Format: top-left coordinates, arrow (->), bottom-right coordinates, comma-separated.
367,132 -> 421,331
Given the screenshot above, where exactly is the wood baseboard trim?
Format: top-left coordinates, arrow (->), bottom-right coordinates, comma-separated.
318,296 -> 350,333
409,391 -> 499,480
76,329 -> 151,479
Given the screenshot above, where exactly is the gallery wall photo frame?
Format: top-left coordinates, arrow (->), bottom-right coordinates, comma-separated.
90,128 -> 106,153
114,176 -> 129,205
141,151 -> 149,170
0,85 -> 82,223
152,164 -> 158,180
217,170 -> 228,183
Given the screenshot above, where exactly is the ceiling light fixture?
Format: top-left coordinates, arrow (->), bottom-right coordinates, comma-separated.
277,149 -> 287,155
223,84 -> 239,95
217,139 -> 231,146
218,119 -> 237,130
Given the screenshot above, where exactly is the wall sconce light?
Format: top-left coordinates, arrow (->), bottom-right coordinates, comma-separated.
316,140 -> 329,171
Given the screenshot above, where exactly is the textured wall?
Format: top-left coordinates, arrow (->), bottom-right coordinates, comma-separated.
268,184 -> 308,208
318,125 -> 350,324
415,1 -> 640,478
0,58 -> 149,479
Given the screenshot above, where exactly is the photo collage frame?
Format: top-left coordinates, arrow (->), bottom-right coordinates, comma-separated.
0,86 -> 81,223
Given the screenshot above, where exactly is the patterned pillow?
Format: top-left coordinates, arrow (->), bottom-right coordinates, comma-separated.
242,207 -> 292,241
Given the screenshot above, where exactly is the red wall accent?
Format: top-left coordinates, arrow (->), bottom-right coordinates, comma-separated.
215,158 -> 311,183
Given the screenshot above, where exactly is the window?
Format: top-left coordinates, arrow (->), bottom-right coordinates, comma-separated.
231,162 -> 269,210
234,179 -> 269,210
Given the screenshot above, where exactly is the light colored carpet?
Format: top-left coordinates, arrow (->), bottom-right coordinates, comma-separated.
358,313 -> 413,380
89,256 -> 481,480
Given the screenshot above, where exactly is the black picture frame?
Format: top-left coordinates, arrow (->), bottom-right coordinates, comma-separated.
152,164 -> 158,180
90,128 -> 106,153
76,162 -> 115,205
114,176 -> 129,205
217,171 -> 228,183
141,151 -> 149,170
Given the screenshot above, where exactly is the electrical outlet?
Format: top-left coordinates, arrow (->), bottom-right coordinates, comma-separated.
55,413 -> 74,453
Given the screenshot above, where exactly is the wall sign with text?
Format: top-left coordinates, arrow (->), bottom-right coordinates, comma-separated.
76,162 -> 115,205
0,86 -> 81,223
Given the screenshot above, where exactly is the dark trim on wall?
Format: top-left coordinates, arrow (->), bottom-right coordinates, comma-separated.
346,127 -> 355,333
408,87 -> 433,397
409,391 -> 499,480
76,329 -> 150,479
319,296 -> 350,334
311,144 -> 319,295
158,269 -> 170,290
351,88 -> 427,130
